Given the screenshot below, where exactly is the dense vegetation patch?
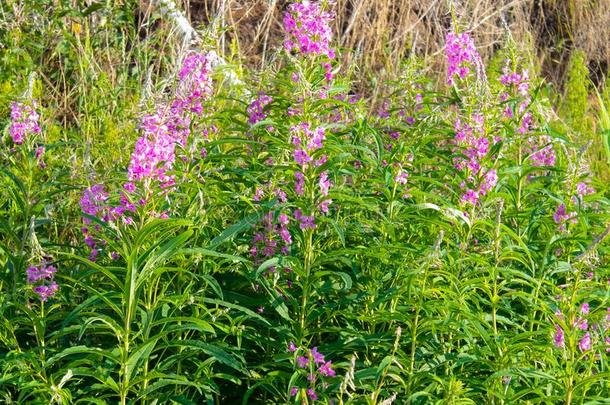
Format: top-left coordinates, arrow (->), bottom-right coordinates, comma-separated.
1,1 -> 609,404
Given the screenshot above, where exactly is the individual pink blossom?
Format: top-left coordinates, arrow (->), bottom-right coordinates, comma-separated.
297,356 -> 309,368
462,189 -> 479,205
394,169 -> 409,185
553,204 -> 577,230
576,182 -> 595,200
35,146 -> 46,168
307,388 -> 317,401
579,332 -> 591,352
294,149 -> 312,166
80,184 -> 109,224
27,261 -> 59,302
253,188 -> 265,202
291,123 -> 326,168
319,199 -> 332,214
318,360 -> 335,377
553,324 -> 564,348
311,347 -> 325,364
480,169 -> 498,195
574,316 -> 588,330
527,135 -> 556,167
318,171 -> 331,195
500,63 -> 530,97
295,172 -> 305,195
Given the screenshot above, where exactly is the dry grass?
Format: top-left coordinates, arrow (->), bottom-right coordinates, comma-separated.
180,0 -> 609,87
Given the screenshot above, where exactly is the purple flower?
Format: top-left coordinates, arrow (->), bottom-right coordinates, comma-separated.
394,170 -> 408,185
318,171 -> 331,196
319,199 -> 332,214
80,184 -> 109,223
294,149 -> 312,167
9,101 -> 41,144
314,154 -> 328,167
290,387 -> 298,396
253,188 -> 265,202
311,347 -> 325,365
33,282 -> 59,302
553,324 -> 564,348
527,135 -> 556,167
297,356 -> 309,368
553,204 -> 577,230
177,51 -> 214,113
247,92 -> 273,125
574,317 -> 588,331
288,341 -> 298,352
462,189 -> 479,205
26,264 -> 57,284
576,182 -> 595,200
295,172 -> 305,195
290,123 -> 326,168
307,388 -> 318,401
445,31 -> 481,85
294,209 -> 316,230
284,1 -> 335,59
278,213 -> 290,225
480,169 -> 498,195
318,360 -> 336,377
579,332 -> 591,352
280,227 -> 292,245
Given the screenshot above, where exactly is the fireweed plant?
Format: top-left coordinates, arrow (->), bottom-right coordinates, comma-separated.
1,1 -> 609,403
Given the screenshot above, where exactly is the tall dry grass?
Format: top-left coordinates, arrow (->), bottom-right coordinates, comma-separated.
182,0 -> 609,88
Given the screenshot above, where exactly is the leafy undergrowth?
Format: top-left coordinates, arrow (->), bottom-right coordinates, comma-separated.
1,1 -> 609,404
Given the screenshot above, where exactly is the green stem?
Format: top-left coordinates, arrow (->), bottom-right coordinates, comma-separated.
298,229 -> 314,343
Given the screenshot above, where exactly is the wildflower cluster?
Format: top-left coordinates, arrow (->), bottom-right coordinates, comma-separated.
283,0 -> 335,59
76,51 -> 215,242
80,184 -> 115,260
445,31 -> 481,85
250,211 -> 292,265
27,262 -> 58,302
553,203 -> 577,231
452,115 -> 498,206
291,122 -> 326,169
499,60 -> 557,168
9,101 -> 41,145
247,92 -> 273,126
126,51 -> 214,196
553,303 -> 610,354
289,343 -> 336,402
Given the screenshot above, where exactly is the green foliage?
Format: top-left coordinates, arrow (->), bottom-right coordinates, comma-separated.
1,1 -> 609,404
562,50 -> 591,134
